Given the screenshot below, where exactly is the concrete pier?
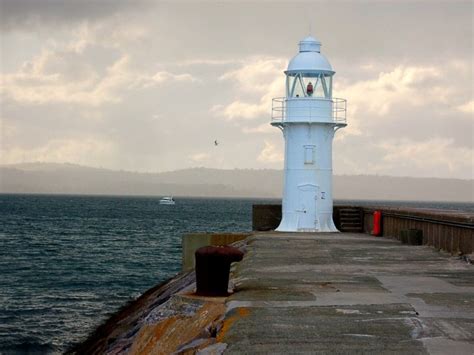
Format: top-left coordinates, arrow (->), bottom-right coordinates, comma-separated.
219,233 -> 474,353
77,231 -> 474,354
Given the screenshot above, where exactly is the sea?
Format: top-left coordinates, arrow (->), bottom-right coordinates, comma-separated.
0,194 -> 472,354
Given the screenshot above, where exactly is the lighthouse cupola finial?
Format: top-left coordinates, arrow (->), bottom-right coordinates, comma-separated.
299,36 -> 321,53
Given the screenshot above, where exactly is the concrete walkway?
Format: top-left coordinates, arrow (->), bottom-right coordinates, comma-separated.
218,233 -> 474,354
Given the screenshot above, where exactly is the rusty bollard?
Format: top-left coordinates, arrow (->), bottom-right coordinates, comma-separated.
195,246 -> 244,297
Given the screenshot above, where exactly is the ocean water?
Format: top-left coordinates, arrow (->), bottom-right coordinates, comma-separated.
0,194 -> 472,354
0,195 -> 275,354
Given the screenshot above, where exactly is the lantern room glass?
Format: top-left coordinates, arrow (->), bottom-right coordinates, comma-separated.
286,73 -> 332,99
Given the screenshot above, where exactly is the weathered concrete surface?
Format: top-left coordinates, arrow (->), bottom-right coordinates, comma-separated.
214,233 -> 474,354
127,295 -> 226,354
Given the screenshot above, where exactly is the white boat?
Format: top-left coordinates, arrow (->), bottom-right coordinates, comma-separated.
159,196 -> 175,205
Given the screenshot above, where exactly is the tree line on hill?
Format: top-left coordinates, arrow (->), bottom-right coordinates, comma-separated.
0,163 -> 472,202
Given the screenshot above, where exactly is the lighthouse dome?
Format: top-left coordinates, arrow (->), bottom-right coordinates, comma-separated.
286,36 -> 334,75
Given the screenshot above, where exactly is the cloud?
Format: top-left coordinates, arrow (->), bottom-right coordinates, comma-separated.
338,66 -> 442,115
335,62 -> 472,137
149,71 -> 198,85
213,59 -> 470,136
2,52 -> 129,105
242,123 -> 276,134
457,100 -> 473,114
1,1 -> 472,179
333,135 -> 473,179
0,0 -> 150,31
1,48 -> 198,106
214,101 -> 267,121
257,140 -> 283,163
0,137 -> 116,166
0,119 -> 18,144
219,57 -> 285,93
189,153 -> 211,163
212,57 -> 286,121
378,138 -> 473,178
67,20 -> 148,53
176,58 -> 243,67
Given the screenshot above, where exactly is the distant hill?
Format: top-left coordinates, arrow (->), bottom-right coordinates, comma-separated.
0,162 -> 472,202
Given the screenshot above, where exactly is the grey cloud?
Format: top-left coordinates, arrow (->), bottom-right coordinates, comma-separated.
0,0 -> 150,31
138,1 -> 472,63
1,1 -> 472,178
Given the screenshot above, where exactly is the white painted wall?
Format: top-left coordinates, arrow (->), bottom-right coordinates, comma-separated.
276,99 -> 339,232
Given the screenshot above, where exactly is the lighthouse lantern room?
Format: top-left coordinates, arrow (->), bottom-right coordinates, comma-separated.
271,36 -> 347,232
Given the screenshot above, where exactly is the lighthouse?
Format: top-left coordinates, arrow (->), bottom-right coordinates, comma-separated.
271,36 -> 346,232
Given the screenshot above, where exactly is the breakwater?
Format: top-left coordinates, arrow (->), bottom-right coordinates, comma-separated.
253,204 -> 474,255
72,204 -> 473,354
74,231 -> 474,354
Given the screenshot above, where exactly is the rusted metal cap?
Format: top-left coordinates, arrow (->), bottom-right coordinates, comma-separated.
196,245 -> 244,262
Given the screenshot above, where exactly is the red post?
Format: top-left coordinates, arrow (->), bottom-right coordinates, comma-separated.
372,211 -> 382,236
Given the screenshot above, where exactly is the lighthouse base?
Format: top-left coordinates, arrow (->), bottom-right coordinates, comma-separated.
275,212 -> 339,233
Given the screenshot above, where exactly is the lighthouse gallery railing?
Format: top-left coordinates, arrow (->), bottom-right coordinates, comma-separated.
271,97 -> 347,124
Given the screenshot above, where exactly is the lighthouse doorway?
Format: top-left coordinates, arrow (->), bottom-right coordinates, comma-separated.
297,183 -> 319,231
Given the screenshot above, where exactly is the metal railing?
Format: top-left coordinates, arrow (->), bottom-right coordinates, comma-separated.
271,97 -> 347,124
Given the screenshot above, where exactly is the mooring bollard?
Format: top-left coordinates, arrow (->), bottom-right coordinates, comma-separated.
400,229 -> 423,245
195,245 -> 244,296
400,230 -> 408,244
407,229 -> 423,245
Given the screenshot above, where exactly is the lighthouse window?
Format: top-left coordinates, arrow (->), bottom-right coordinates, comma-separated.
304,146 -> 315,164
293,79 -> 305,98
287,76 -> 299,97
287,73 -> 333,99
320,75 -> 332,98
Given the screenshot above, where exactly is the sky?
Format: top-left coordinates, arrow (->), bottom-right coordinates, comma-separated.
0,0 -> 472,179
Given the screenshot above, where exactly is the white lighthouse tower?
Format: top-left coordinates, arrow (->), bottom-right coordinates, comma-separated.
272,36 -> 346,232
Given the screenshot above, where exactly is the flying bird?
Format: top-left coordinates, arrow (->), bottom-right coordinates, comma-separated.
214,140 -> 219,146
